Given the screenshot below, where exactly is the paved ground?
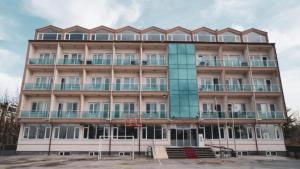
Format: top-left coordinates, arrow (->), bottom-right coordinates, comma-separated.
0,155 -> 299,169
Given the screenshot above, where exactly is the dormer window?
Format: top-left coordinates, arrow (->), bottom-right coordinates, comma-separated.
65,30 -> 88,40
167,30 -> 191,41
37,28 -> 61,40
193,31 -> 216,42
116,30 -> 140,41
243,32 -> 266,43
218,32 -> 241,42
142,30 -> 165,41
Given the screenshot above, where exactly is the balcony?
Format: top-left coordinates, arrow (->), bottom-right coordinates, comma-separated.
55,84 -> 81,91
142,34 -> 165,41
29,58 -> 54,65
112,83 -> 139,91
226,84 -> 252,92
253,84 -> 280,92
198,59 -> 222,66
141,111 -> 168,119
250,60 -> 277,67
114,58 -> 140,65
111,111 -> 139,119
83,84 -> 110,91
224,59 -> 248,67
57,58 -> 83,65
37,33 -> 61,40
218,35 -> 241,42
20,111 -> 49,118
228,112 -> 256,119
86,58 -> 111,65
258,111 -> 285,119
142,84 -> 167,91
167,34 -> 191,41
193,34 -> 216,42
200,112 -> 226,119
116,33 -> 140,41
81,111 -> 109,119
24,83 -> 52,90
64,33 -> 88,40
90,33 -> 114,41
51,111 -> 80,118
142,58 -> 167,66
198,84 -> 224,92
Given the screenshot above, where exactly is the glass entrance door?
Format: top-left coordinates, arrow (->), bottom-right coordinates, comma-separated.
170,128 -> 197,147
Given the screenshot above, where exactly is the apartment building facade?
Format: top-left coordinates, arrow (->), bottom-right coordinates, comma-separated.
17,25 -> 287,156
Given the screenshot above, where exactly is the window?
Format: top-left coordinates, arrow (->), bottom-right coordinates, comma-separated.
243,32 -> 266,43
233,125 -> 253,139
83,124 -> 109,139
53,125 -> 80,139
218,32 -> 241,42
193,32 -> 216,42
112,125 -> 138,139
91,33 -> 113,41
23,124 -> 51,139
256,125 -> 281,139
142,125 -> 167,139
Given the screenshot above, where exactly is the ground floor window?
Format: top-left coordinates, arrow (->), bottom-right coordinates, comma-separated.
256,124 -> 282,139
53,125 -> 80,139
203,124 -> 253,140
83,124 -> 109,139
112,125 -> 138,139
23,124 -> 51,139
142,124 -> 167,139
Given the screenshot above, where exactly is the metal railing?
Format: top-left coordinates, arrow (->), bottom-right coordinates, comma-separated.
111,111 -> 140,119
141,84 -> 167,91
258,111 -> 285,119
37,33 -> 61,40
198,59 -> 223,66
87,58 -> 111,65
20,111 -> 49,118
228,112 -> 256,119
24,83 -> 52,90
199,84 -> 280,92
51,111 -> 80,118
141,111 -> 168,119
112,83 -> 139,91
142,34 -> 165,41
90,33 -> 114,41
83,84 -> 110,91
226,84 -> 252,92
199,84 -> 225,92
116,33 -> 140,41
29,58 -> 54,64
142,58 -> 167,65
55,84 -> 81,90
253,84 -> 280,92
57,58 -> 83,65
114,58 -> 140,65
224,59 -> 248,67
64,33 -> 88,40
250,60 -> 277,67
81,111 -> 109,119
200,112 -> 226,119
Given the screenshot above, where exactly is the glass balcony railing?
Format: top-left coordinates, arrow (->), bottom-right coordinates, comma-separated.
83,84 -> 110,91
116,33 -> 140,41
199,84 -> 224,92
24,83 -> 52,90
142,59 -> 167,66
142,84 -> 167,91
112,83 -> 139,91
51,111 -> 80,118
55,84 -> 81,91
142,34 -> 165,41
57,58 -> 83,65
167,34 -> 191,41
29,58 -> 54,64
250,60 -> 277,67
228,112 -> 256,119
64,33 -> 88,40
114,58 -> 140,65
224,59 -> 248,67
91,33 -> 114,41
226,84 -> 252,92
111,111 -> 139,119
198,59 -> 222,66
86,59 -> 111,65
141,111 -> 168,119
253,84 -> 280,92
20,111 -> 49,118
258,111 -> 285,119
193,34 -> 216,42
81,111 -> 109,119
38,33 -> 61,40
200,112 -> 225,119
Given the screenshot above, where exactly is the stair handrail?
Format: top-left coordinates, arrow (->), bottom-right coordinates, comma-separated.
205,144 -> 236,158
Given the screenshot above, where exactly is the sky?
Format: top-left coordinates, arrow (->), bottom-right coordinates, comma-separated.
0,0 -> 299,115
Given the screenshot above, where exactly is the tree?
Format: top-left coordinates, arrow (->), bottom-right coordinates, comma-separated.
283,109 -> 300,146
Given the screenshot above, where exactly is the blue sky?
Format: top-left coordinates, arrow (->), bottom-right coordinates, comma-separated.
0,0 -> 300,114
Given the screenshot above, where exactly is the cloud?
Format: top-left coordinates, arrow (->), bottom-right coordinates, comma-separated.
0,72 -> 21,97
0,48 -> 23,76
24,0 -> 142,28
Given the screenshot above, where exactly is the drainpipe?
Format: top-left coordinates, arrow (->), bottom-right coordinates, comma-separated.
48,123 -> 53,155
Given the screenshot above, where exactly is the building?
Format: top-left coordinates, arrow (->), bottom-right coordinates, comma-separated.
17,25 -> 287,156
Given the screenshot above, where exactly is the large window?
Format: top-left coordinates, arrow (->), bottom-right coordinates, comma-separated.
83,124 -> 109,139
256,124 -> 282,139
53,125 -> 80,139
218,32 -> 241,42
112,125 -> 138,139
23,124 -> 51,139
243,32 -> 266,43
142,125 -> 167,139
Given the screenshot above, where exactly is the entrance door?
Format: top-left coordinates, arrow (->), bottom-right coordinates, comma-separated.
170,128 -> 197,147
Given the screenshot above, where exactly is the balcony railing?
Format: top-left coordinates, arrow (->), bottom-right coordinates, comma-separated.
200,112 -> 226,119
141,111 -> 168,119
86,59 -> 111,65
198,59 -> 222,66
111,111 -> 139,119
38,33 -> 61,40
250,60 -> 277,67
29,58 -> 54,64
114,58 -> 140,65
55,84 -> 81,91
142,34 -> 165,41
228,112 -> 256,119
51,111 -> 80,118
81,111 -> 109,119
253,84 -> 280,92
20,111 -> 49,118
116,33 -> 140,41
64,33 -> 88,40
112,83 -> 139,91
142,58 -> 167,66
90,33 -> 114,41
24,83 -> 52,90
224,59 -> 248,67
193,34 -> 216,42
83,84 -> 110,91
226,84 -> 252,92
199,84 -> 224,92
167,34 -> 191,41
258,111 -> 285,119
142,84 -> 167,91
57,58 -> 83,65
